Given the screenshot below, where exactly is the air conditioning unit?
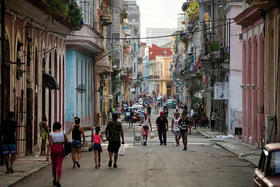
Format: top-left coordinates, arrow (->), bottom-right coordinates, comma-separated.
265,115 -> 276,144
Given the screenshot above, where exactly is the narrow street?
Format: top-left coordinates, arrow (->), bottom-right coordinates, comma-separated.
14,109 -> 254,187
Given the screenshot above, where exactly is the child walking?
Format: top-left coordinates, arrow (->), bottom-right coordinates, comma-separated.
93,127 -> 106,169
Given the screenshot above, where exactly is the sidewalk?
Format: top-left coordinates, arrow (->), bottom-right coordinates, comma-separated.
197,127 -> 261,167
0,129 -> 96,187
0,153 -> 51,187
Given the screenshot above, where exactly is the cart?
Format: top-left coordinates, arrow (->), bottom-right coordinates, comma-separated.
133,123 -> 142,145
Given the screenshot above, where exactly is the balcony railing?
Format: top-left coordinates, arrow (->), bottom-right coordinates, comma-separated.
100,3 -> 112,26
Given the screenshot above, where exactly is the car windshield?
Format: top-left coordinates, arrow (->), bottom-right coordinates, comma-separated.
268,150 -> 280,176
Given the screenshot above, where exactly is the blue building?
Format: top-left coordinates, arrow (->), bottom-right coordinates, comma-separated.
65,49 -> 96,129
65,0 -> 105,130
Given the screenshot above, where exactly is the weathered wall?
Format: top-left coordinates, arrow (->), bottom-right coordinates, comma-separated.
65,50 -> 95,131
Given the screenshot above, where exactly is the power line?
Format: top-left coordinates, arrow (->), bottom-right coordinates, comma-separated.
31,21 -> 235,41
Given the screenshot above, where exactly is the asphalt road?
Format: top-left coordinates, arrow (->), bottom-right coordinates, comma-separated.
14,108 -> 254,187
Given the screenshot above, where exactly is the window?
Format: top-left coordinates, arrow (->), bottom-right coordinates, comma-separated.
268,151 -> 280,176
258,150 -> 268,173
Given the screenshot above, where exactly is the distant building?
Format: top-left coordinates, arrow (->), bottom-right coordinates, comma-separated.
146,28 -> 177,47
148,44 -> 173,97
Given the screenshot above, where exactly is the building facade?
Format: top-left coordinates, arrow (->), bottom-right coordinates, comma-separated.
65,0 -> 106,130
1,0 -> 73,156
235,6 -> 265,146
225,2 -> 244,135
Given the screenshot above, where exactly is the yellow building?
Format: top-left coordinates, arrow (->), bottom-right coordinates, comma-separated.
156,56 -> 174,98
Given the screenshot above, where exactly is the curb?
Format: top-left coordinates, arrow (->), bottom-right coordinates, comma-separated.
215,142 -> 258,167
9,162 -> 51,187
197,128 -> 258,167
196,129 -> 213,138
10,156 -> 70,186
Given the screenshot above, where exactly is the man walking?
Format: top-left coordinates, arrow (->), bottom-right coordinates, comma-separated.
147,104 -> 152,117
105,112 -> 125,168
156,112 -> 168,146
178,112 -> 191,151
1,112 -> 17,174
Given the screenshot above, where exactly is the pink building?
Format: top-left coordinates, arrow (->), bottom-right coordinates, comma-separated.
235,7 -> 265,147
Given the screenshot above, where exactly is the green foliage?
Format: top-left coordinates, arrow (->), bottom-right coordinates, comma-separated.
188,81 -> 202,97
47,0 -> 69,17
207,42 -> 220,52
187,0 -> 200,22
120,10 -> 128,24
69,4 -> 83,30
191,96 -> 203,106
46,0 -> 82,30
112,76 -> 121,92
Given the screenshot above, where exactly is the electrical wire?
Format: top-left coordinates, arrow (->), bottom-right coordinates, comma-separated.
30,20 -> 235,41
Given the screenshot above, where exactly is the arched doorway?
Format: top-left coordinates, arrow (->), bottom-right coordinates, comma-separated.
0,36 -> 11,163
54,50 -> 57,122
48,52 -> 52,130
3,36 -> 10,120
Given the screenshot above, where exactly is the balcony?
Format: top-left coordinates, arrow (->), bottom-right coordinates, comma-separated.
66,25 -> 104,54
100,4 -> 112,26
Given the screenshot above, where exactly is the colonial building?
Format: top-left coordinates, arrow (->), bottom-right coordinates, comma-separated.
148,44 -> 173,97
1,0 -> 75,156
65,0 -> 108,130
235,6 -> 265,146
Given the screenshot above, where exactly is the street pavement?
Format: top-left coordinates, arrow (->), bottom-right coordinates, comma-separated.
13,135 -> 254,187
5,108 -> 256,187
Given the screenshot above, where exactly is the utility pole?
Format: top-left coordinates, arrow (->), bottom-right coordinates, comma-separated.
0,0 -> 5,165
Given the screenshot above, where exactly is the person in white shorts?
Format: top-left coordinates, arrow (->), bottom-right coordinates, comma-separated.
171,112 -> 181,146
140,112 -> 153,145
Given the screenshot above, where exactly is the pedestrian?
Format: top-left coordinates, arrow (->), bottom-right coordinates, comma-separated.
147,104 -> 152,117
171,112 -> 181,146
68,117 -> 85,168
1,112 -> 17,174
210,109 -> 217,131
105,112 -> 125,168
163,105 -> 168,118
140,112 -> 152,146
156,112 -> 168,146
92,127 -> 106,169
178,113 -> 191,151
39,115 -> 49,156
128,109 -> 133,128
46,122 -> 66,187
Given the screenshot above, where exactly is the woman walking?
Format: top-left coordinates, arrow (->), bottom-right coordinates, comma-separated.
171,112 -> 181,146
46,122 -> 66,187
68,117 -> 85,168
93,127 -> 106,169
140,112 -> 152,145
40,115 -> 49,156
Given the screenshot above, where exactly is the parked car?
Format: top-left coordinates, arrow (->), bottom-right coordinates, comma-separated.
254,143 -> 280,187
166,99 -> 176,108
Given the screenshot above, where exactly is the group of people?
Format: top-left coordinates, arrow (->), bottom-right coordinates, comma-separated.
138,109 -> 191,151
45,113 -> 125,186
1,112 -> 125,187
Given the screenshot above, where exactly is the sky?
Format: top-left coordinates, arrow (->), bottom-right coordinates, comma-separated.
136,0 -> 186,38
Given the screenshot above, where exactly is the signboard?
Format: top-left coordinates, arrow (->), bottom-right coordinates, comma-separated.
214,82 -> 229,100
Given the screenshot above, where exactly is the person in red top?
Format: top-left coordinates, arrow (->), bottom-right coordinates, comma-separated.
93,126 -> 106,169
